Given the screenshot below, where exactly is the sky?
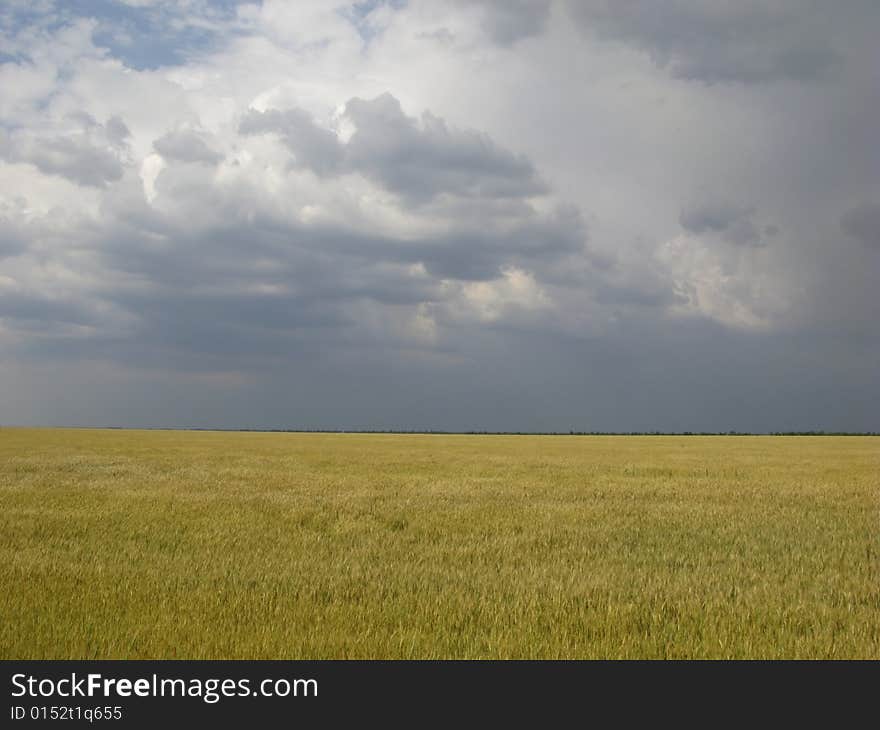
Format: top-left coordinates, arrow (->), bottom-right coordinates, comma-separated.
0,0 -> 878,432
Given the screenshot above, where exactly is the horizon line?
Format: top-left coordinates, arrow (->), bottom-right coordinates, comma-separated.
2,426 -> 877,436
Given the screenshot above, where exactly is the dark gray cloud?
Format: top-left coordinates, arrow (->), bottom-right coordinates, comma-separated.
0,145 -> 592,377
567,0 -> 842,84
722,218 -> 763,247
11,312 -> 878,434
344,94 -> 547,201
4,135 -> 124,187
679,202 -> 767,247
239,108 -> 344,175
841,202 -> 880,249
241,93 -> 547,203
463,0 -> 552,46
0,216 -> 27,258
85,204 -> 587,345
679,202 -> 750,234
397,206 -> 585,281
153,129 -> 223,165
0,289 -> 98,329
104,115 -> 131,145
0,115 -> 128,187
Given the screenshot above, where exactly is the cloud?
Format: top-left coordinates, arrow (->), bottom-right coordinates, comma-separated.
679,202 -> 750,234
105,116 -> 132,144
0,114 -> 129,187
840,202 -> 880,249
679,202 -> 768,247
81,178 -> 591,360
722,218 -> 763,247
342,93 -> 548,202
241,93 -> 548,204
567,0 -> 840,84
0,84 -> 602,378
0,288 -> 98,329
464,0 -> 552,46
7,137 -> 123,188
657,232 -> 787,330
0,219 -> 27,259
239,108 -> 344,175
0,0 -> 877,431
154,129 -> 223,164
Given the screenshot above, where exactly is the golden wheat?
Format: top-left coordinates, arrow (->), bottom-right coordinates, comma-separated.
1,428 -> 876,658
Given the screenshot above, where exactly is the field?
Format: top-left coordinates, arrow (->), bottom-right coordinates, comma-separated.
0,428 -> 877,659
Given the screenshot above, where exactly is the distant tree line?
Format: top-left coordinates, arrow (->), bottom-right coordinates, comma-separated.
87,427 -> 879,436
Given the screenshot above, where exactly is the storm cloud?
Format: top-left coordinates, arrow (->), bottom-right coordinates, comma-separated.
0,0 -> 877,431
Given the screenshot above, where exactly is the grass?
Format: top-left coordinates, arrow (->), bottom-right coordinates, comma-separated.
0,428 -> 877,659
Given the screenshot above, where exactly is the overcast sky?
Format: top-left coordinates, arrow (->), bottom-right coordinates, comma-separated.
1,0 -> 878,431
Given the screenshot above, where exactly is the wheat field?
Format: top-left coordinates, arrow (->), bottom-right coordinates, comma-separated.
0,428 -> 876,658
